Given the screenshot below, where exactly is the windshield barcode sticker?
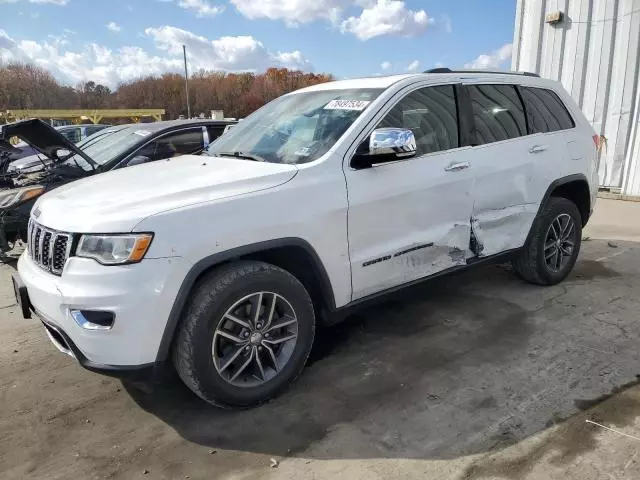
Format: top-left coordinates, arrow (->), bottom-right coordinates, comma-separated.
324,100 -> 370,111
134,130 -> 151,137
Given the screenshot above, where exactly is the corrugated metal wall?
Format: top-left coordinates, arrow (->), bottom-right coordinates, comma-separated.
512,0 -> 640,195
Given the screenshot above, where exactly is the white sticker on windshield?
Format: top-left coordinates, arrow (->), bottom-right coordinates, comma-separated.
323,99 -> 370,111
134,130 -> 151,137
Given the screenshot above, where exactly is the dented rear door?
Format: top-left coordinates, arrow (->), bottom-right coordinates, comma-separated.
345,84 -> 476,301
463,83 -> 539,257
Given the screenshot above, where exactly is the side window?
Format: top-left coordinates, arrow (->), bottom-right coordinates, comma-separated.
207,126 -> 226,143
521,87 -> 575,133
377,85 -> 458,157
61,127 -> 82,144
138,129 -> 205,162
467,84 -> 526,145
86,125 -> 105,136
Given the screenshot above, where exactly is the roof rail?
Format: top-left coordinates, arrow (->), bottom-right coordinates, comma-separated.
423,68 -> 539,78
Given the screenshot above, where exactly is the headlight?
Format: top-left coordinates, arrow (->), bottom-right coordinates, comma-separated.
0,185 -> 45,208
76,233 -> 153,265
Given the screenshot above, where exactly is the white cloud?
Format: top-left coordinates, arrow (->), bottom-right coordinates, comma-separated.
231,0 -> 434,39
0,27 -> 311,88
146,25 -> 310,71
230,0 -> 348,26
406,59 -> 419,72
381,61 -> 391,70
177,0 -> 224,17
341,0 -> 434,41
464,43 -> 513,69
106,22 -> 122,32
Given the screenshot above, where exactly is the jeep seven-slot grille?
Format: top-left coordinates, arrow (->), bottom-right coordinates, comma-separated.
28,219 -> 73,275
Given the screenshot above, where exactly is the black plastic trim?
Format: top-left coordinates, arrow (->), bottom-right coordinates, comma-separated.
40,318 -> 159,382
424,68 -> 539,77
155,238 -> 336,362
524,174 -> 592,247
455,85 -> 474,147
333,248 -> 521,319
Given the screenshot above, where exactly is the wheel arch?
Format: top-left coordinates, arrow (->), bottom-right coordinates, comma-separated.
544,174 -> 591,226
156,238 -> 336,362
532,174 -> 591,233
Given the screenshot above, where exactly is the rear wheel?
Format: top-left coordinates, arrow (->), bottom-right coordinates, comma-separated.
172,261 -> 315,407
512,196 -> 582,285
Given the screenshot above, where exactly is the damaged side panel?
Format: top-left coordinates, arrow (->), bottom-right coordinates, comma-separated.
353,223 -> 475,299
471,204 -> 538,257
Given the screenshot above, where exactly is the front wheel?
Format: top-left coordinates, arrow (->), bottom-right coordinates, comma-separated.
172,261 -> 315,407
512,196 -> 582,285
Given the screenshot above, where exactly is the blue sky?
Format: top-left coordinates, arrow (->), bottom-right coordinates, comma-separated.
0,0 -> 516,88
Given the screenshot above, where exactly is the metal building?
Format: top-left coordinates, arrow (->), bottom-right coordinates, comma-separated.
512,0 -> 640,196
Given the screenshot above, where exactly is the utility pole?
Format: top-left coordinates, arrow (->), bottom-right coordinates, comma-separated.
183,44 -> 191,119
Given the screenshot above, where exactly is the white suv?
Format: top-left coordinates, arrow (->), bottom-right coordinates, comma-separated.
14,70 -> 598,407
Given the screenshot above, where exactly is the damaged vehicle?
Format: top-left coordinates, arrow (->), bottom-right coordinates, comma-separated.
8,123 -> 112,174
14,69 -> 598,407
0,118 -> 236,253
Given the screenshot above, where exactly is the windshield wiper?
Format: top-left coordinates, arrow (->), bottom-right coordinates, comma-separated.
215,151 -> 266,162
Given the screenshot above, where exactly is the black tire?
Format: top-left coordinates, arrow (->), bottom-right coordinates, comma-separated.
512,196 -> 582,285
172,261 -> 315,408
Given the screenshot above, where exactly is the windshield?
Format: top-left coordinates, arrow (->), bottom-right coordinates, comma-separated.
63,126 -> 145,171
206,88 -> 382,164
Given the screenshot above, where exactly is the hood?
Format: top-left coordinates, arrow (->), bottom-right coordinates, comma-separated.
33,155 -> 298,232
0,139 -> 23,157
0,119 -> 95,167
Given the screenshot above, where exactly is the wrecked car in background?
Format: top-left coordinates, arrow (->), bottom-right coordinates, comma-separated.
9,123 -> 112,173
0,118 -> 236,253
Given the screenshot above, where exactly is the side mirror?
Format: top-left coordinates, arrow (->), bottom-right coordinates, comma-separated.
351,128 -> 417,169
127,155 -> 150,166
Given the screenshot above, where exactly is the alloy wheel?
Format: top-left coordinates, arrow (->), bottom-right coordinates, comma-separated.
212,292 -> 299,388
544,213 -> 577,272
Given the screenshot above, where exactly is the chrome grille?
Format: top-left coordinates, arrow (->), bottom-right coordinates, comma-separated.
28,219 -> 73,275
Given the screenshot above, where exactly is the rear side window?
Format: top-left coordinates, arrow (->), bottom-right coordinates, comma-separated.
467,84 -> 526,145
521,87 -> 575,133
60,127 -> 82,144
135,128 -> 204,162
377,85 -> 459,157
207,125 -> 226,143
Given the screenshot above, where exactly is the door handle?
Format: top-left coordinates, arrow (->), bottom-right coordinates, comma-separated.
444,162 -> 470,172
529,145 -> 547,154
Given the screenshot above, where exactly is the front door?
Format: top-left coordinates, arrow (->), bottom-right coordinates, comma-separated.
344,84 -> 476,301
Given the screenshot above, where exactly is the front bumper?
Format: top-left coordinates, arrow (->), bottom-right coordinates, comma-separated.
17,251 -> 188,369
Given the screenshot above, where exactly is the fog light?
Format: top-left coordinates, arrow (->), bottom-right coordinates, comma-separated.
70,310 -> 115,330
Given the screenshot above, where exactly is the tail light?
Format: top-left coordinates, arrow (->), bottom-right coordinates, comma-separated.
592,134 -> 600,149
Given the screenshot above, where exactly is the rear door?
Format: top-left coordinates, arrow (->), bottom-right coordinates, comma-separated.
463,82 -> 544,257
519,86 -> 583,185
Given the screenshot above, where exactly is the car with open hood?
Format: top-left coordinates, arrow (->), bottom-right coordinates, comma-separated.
0,118 -> 236,252
9,123 -> 112,173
